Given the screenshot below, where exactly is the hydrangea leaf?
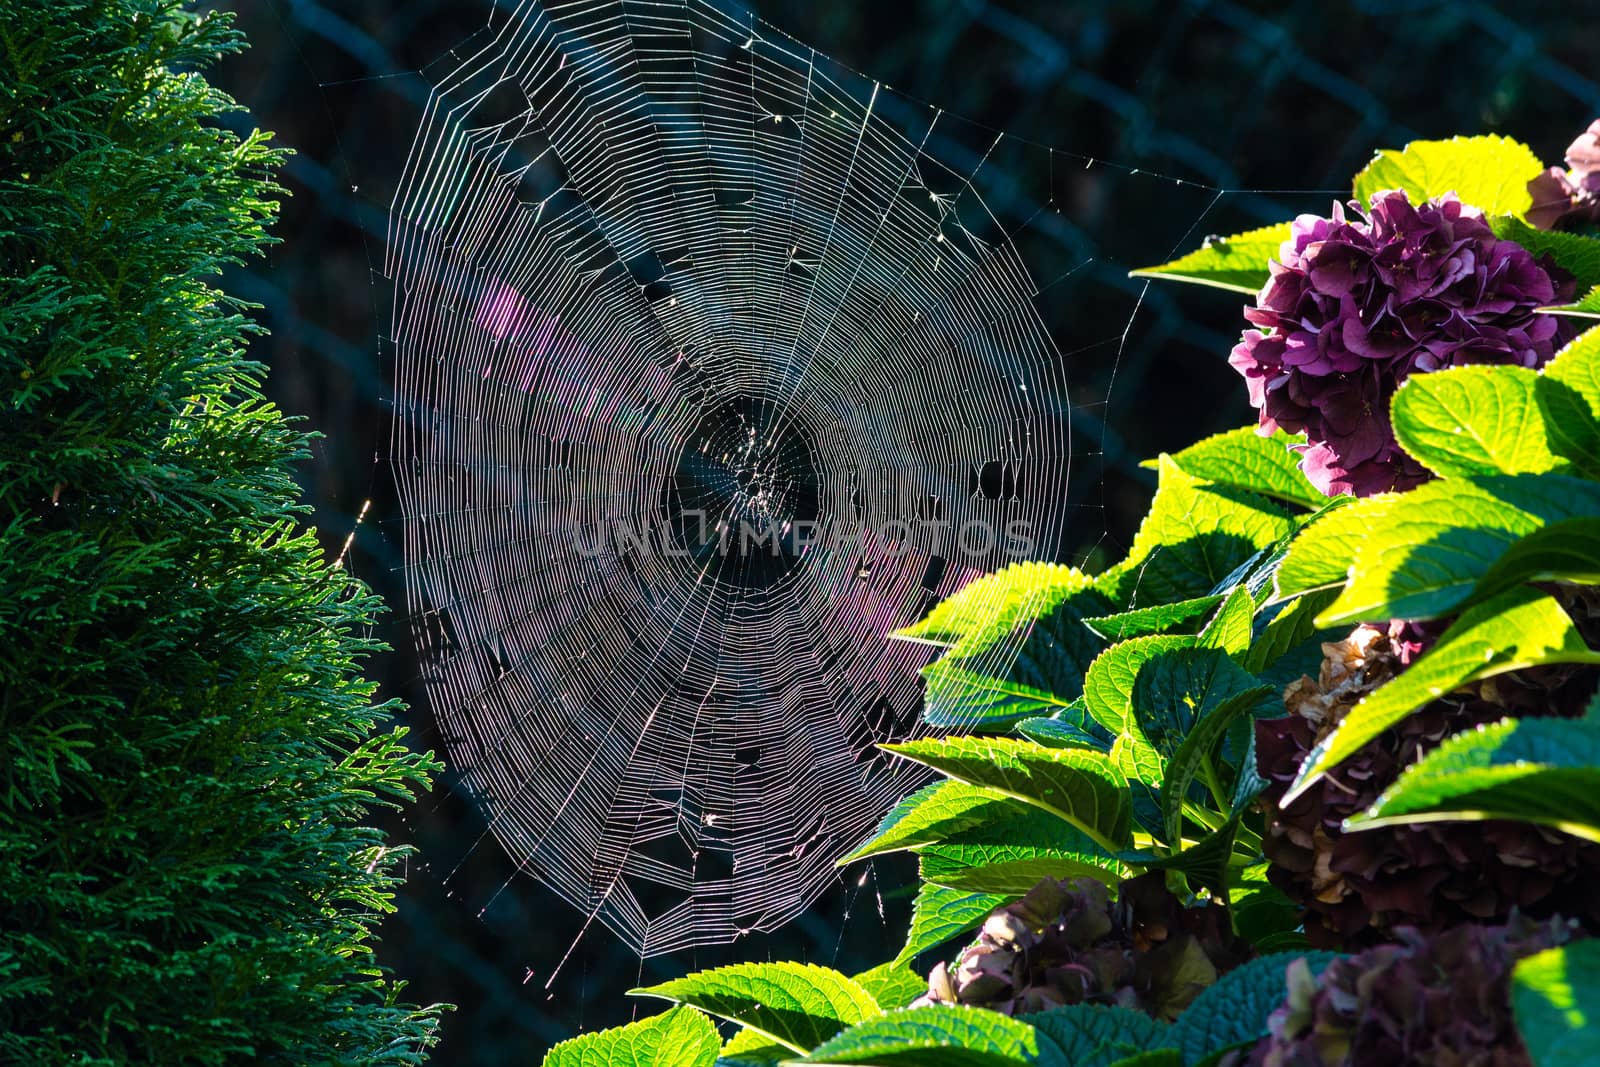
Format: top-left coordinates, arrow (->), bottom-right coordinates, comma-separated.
1158,685 -> 1276,852
630,963 -> 881,1053
541,1006 -> 720,1067
1286,588 -> 1600,802
1271,496 -> 1369,600
840,781 -> 1023,865
1166,952 -> 1342,1067
1230,863 -> 1308,953
1491,216 -> 1600,292
1149,426 -> 1325,509
1122,815 -> 1241,898
1198,586 -> 1254,657
1108,1052 -> 1182,1067
893,563 -> 1097,654
882,736 -> 1133,851
1351,134 -> 1543,216
1465,519 -> 1600,604
1390,364 -> 1566,478
718,1026 -> 793,1065
1129,222 -> 1292,295
1511,939 -> 1600,1067
1083,635 -> 1198,735
1130,647 -> 1266,763
895,882 -> 1008,965
1015,700 -> 1115,751
796,1004 -> 1064,1066
920,660 -> 1080,733
1099,458 -> 1296,607
917,804 -> 1130,892
852,962 -> 929,1011
1241,590 -> 1339,674
1019,1004 -> 1171,1067
1317,474 -> 1600,625
1539,284 -> 1600,318
1537,324 -> 1600,478
1084,595 -> 1225,641
1347,716 -> 1600,844
1113,734 -> 1170,839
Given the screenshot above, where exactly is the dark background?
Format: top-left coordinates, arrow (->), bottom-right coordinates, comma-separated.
206,1 -> 1600,1061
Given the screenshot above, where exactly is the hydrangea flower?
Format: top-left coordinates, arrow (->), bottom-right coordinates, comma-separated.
911,874 -> 1250,1019
1230,190 -> 1572,497
1256,591 -> 1600,949
1248,916 -> 1579,1067
1527,119 -> 1600,231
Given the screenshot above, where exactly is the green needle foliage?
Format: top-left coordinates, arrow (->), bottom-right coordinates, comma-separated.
0,2 -> 443,1062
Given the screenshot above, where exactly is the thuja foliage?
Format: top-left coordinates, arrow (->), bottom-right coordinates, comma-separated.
0,2 -> 441,1062
547,135 -> 1600,1065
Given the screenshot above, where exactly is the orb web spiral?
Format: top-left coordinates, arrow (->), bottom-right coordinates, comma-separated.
388,0 -> 1073,955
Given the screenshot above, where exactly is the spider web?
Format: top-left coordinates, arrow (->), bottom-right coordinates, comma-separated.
386,0 -> 1213,958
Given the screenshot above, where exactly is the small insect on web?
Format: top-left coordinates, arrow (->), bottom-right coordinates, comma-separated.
387,0 -> 1077,957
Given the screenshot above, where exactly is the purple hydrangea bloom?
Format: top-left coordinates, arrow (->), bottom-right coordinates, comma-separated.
1229,190 -> 1572,497
1527,119 -> 1600,231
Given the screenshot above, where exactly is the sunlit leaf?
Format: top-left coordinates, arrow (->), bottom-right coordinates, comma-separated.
1151,426 -> 1324,509
1129,223 -> 1291,295
631,963 -> 880,1053
1512,940 -> 1600,1067
1286,588 -> 1600,800
1390,364 -> 1565,478
883,736 -> 1133,850
1348,716 -> 1600,843
1351,134 -> 1543,216
541,1006 -> 720,1067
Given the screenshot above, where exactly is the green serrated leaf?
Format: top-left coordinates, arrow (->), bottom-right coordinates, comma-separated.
1123,815 -> 1241,899
1271,497 -> 1367,601
1129,223 -> 1291,295
883,736 -> 1133,851
542,1007 -> 720,1067
896,883 -> 1007,965
1199,587 -> 1254,657
852,962 -> 928,1011
1112,734 -> 1169,839
1152,426 -> 1325,509
894,563 -> 1097,657
1352,134 -> 1543,216
1230,863 -> 1306,952
1538,325 -> 1600,478
1317,475 -> 1600,625
1159,685 -> 1276,851
1100,458 -> 1297,608
718,1026 -> 792,1065
797,1004 -> 1062,1066
1512,939 -> 1600,1067
1242,590 -> 1339,675
1391,364 -> 1566,478
1539,284 -> 1600,318
1348,716 -> 1600,843
1467,519 -> 1600,603
1016,705 -> 1115,751
1021,1004 -> 1171,1067
1084,595 -> 1226,641
1287,588 -> 1600,801
1491,216 -> 1600,292
1166,952 -> 1341,1067
631,963 -> 880,1053
918,804 -> 1130,893
1083,635 -> 1199,735
840,781 -> 1023,865
921,660 -> 1080,732
1130,647 -> 1267,762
